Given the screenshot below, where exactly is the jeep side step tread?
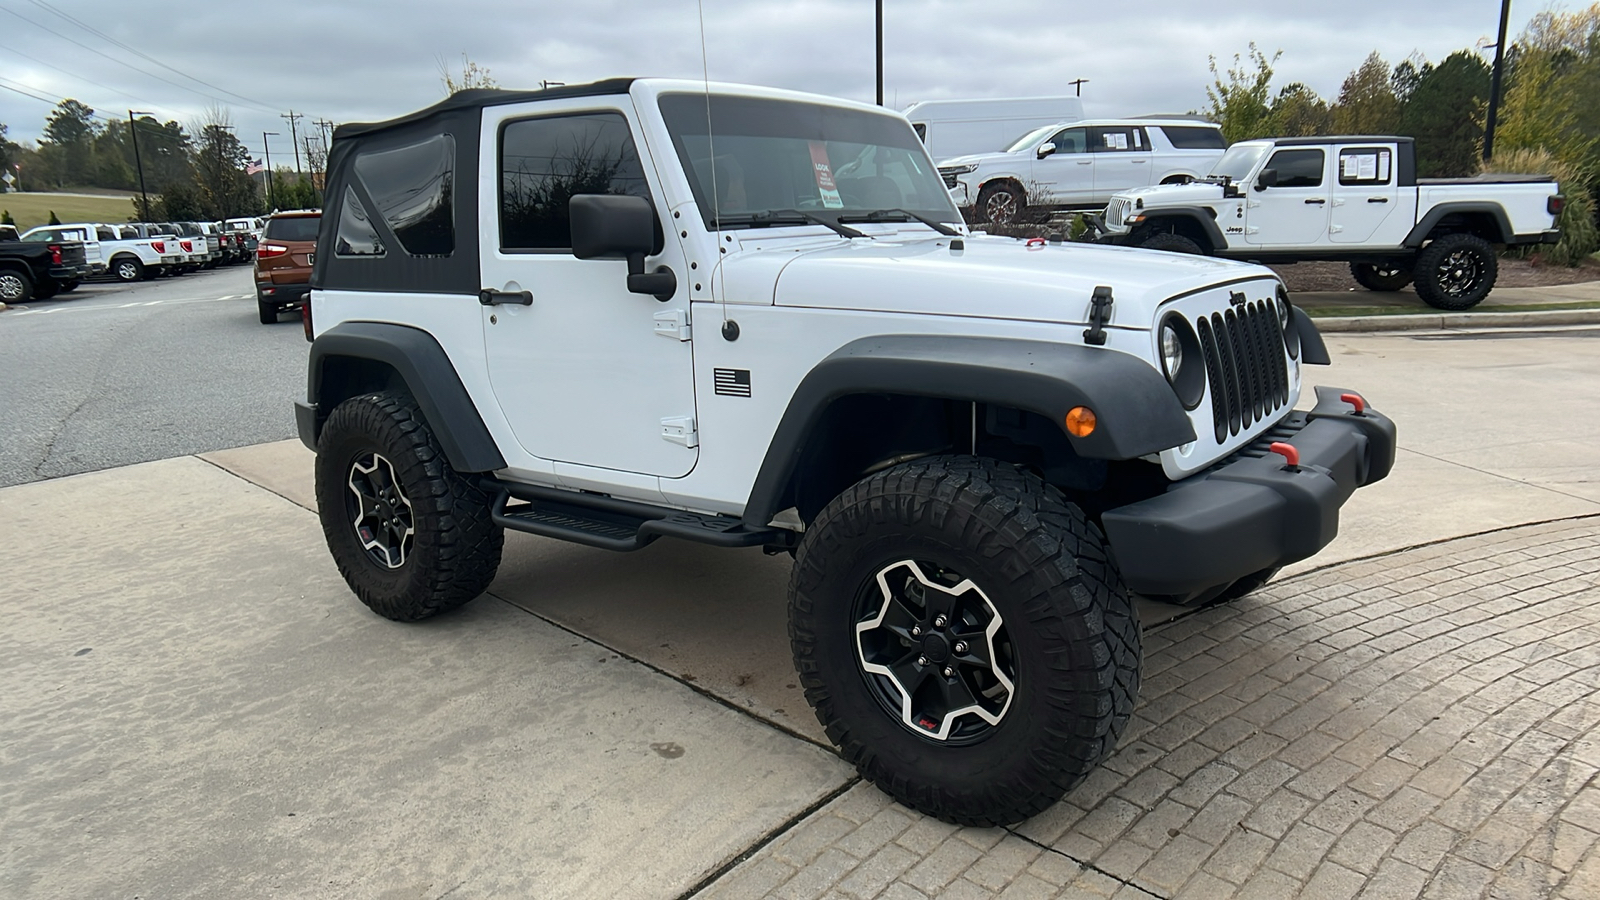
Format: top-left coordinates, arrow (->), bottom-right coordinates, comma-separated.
488,481 -> 786,552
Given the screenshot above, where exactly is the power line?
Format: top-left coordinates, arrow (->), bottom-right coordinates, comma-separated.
24,0 -> 279,114
0,75 -> 189,150
0,38 -> 183,119
0,3 -> 268,114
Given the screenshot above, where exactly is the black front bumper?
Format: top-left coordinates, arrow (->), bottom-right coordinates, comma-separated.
1101,386 -> 1396,598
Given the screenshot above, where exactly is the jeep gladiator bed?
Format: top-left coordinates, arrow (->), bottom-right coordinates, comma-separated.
296,79 -> 1396,826
1094,136 -> 1562,309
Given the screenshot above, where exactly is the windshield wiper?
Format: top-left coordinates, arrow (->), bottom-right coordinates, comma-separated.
840,208 -> 961,237
711,209 -> 866,238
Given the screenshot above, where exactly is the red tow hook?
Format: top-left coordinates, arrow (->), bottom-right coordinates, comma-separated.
1269,442 -> 1301,472
1339,392 -> 1367,415
1025,237 -> 1047,249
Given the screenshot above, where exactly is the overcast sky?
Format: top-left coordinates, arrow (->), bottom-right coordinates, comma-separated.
0,0 -> 1558,160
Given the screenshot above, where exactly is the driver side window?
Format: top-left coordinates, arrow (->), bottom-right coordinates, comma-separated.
1265,149 -> 1325,188
1047,128 -> 1088,154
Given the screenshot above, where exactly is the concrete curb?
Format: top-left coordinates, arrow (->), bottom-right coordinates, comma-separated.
1314,307 -> 1600,332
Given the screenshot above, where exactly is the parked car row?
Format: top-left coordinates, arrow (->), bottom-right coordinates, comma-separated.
13,219 -> 262,287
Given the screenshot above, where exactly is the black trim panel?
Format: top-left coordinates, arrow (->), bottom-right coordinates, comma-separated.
1134,207 -> 1228,251
742,335 -> 1196,526
1291,307 -> 1330,365
305,321 -> 506,472
1403,202 -> 1514,247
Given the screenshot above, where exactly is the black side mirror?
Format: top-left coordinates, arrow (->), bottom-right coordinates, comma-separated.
1255,168 -> 1278,191
570,194 -> 676,301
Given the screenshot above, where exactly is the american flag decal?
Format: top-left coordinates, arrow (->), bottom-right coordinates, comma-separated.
714,368 -> 752,397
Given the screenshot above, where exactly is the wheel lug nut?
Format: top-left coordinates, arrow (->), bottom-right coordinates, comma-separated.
911,625 -> 922,637
942,666 -> 954,677
916,655 -> 928,666
954,641 -> 968,653
934,615 -> 947,628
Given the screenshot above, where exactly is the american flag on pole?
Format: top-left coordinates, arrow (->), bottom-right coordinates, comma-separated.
245,158 -> 266,175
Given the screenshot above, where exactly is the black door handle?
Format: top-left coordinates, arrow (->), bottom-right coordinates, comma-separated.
479,289 -> 532,306
1368,197 -> 1390,203
1304,198 -> 1327,205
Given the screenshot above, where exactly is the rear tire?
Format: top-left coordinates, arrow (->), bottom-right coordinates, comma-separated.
258,296 -> 278,324
57,280 -> 82,293
789,455 -> 1141,826
1140,232 -> 1205,255
1414,233 -> 1497,310
1349,262 -> 1412,292
113,257 -> 145,283
0,268 -> 33,303
315,390 -> 504,621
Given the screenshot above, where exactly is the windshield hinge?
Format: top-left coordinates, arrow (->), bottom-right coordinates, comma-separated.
1083,286 -> 1114,346
661,416 -> 698,448
653,309 -> 692,341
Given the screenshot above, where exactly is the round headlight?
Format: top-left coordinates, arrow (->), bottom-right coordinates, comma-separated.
1161,323 -> 1183,379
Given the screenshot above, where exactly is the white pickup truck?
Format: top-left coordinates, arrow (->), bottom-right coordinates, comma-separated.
20,222 -> 178,282
1094,136 -> 1563,309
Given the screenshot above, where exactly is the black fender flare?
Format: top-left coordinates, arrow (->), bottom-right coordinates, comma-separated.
301,321 -> 506,472
1403,202 -> 1513,247
1136,207 -> 1227,252
742,335 -> 1196,527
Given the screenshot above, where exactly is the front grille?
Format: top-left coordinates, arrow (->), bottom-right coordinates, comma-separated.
1105,198 -> 1130,228
1195,298 -> 1290,444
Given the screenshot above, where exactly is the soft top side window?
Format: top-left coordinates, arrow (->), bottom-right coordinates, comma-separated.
335,187 -> 387,258
351,134 -> 456,256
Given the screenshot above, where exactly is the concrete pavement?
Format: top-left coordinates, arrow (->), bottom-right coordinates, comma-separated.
5,325 -> 1600,898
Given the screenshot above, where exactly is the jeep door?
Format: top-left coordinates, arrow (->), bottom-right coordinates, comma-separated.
1244,147 -> 1332,247
478,101 -> 698,479
1328,144 -> 1409,244
1031,126 -> 1093,205
1089,125 -> 1153,202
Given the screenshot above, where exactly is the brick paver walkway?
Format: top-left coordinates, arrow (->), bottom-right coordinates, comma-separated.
697,517 -> 1600,899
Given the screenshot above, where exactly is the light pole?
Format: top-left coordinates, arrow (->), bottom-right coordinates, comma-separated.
263,131 -> 279,210
875,0 -> 883,106
129,110 -> 152,219
1069,79 -> 1089,97
1484,0 -> 1511,161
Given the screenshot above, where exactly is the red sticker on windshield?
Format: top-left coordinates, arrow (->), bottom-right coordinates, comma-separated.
808,141 -> 845,209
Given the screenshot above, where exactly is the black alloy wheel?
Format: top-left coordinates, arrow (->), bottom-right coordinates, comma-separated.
1414,233 -> 1497,310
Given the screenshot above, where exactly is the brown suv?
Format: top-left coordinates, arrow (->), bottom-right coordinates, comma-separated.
254,210 -> 320,324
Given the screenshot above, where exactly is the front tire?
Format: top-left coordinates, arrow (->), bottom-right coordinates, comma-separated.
1414,233 -> 1497,310
976,182 -> 1026,226
789,456 -> 1141,826
315,390 -> 504,621
1350,262 -> 1412,292
1140,232 -> 1205,255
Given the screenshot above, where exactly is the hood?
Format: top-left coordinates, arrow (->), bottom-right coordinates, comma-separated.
1113,181 -> 1228,205
936,150 -> 1018,168
721,232 -> 1275,329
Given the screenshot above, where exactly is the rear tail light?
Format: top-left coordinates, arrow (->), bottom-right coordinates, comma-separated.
180,239 -> 193,252
48,244 -> 62,265
259,243 -> 289,258
152,241 -> 165,253
1549,195 -> 1566,216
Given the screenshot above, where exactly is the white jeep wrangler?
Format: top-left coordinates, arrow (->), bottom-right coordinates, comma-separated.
297,79 -> 1396,826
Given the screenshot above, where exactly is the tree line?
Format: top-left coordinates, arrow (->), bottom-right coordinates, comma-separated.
0,101 -> 322,221
1206,6 -> 1600,263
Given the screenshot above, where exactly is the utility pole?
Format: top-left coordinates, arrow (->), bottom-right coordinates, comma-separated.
1069,79 -> 1089,97
263,131 -> 279,209
1483,0 -> 1512,161
128,110 -> 152,219
281,110 -> 305,174
875,0 -> 883,106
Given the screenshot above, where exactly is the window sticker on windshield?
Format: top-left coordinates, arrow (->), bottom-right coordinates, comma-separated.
808,141 -> 845,209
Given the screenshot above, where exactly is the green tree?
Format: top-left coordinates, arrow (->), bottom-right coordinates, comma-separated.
1,210 -> 15,226
1331,52 -> 1401,134
1264,83 -> 1332,137
48,210 -> 60,225
1206,43 -> 1282,143
1498,7 -> 1600,177
192,108 -> 263,218
157,182 -> 203,220
0,122 -> 19,177
1398,51 -> 1491,177
39,99 -> 100,187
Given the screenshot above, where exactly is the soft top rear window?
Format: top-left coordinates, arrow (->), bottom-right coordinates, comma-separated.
265,216 -> 321,242
1161,126 -> 1226,150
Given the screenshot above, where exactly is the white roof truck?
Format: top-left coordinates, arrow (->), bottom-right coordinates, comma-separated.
297,78 -> 1395,827
903,95 -> 1083,163
1094,135 -> 1563,309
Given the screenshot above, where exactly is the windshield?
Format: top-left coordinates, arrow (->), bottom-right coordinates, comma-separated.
1210,144 -> 1270,181
1003,125 -> 1058,154
658,93 -> 960,229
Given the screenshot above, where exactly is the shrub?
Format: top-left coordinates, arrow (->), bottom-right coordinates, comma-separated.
1482,147 -> 1599,266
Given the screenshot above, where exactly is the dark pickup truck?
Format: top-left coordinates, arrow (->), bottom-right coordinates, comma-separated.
0,229 -> 90,303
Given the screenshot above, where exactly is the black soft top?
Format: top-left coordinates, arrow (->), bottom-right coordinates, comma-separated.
334,78 -> 639,140
1269,135 -> 1415,146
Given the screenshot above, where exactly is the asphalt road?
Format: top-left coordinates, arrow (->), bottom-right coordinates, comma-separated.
0,267 -> 307,488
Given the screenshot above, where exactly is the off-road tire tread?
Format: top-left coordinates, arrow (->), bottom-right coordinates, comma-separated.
1349,262 -> 1412,292
1414,233 -> 1497,310
258,298 -> 277,324
1140,232 -> 1205,255
316,390 -> 503,621
789,455 -> 1141,826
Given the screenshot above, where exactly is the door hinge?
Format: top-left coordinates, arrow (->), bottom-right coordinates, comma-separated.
661,416 -> 698,448
653,309 -> 691,341
1246,226 -> 1260,235
1330,224 -> 1345,233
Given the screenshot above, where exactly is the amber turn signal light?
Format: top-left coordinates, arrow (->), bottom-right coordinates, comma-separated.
1065,406 -> 1097,437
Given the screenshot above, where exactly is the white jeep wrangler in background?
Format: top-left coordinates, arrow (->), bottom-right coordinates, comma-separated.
1094,136 -> 1564,309
298,79 -> 1396,826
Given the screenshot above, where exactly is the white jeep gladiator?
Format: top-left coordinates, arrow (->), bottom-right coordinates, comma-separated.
297,79 -> 1396,826
1094,136 -> 1563,309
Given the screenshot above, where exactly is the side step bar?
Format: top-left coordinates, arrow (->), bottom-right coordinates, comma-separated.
486,480 -> 790,553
